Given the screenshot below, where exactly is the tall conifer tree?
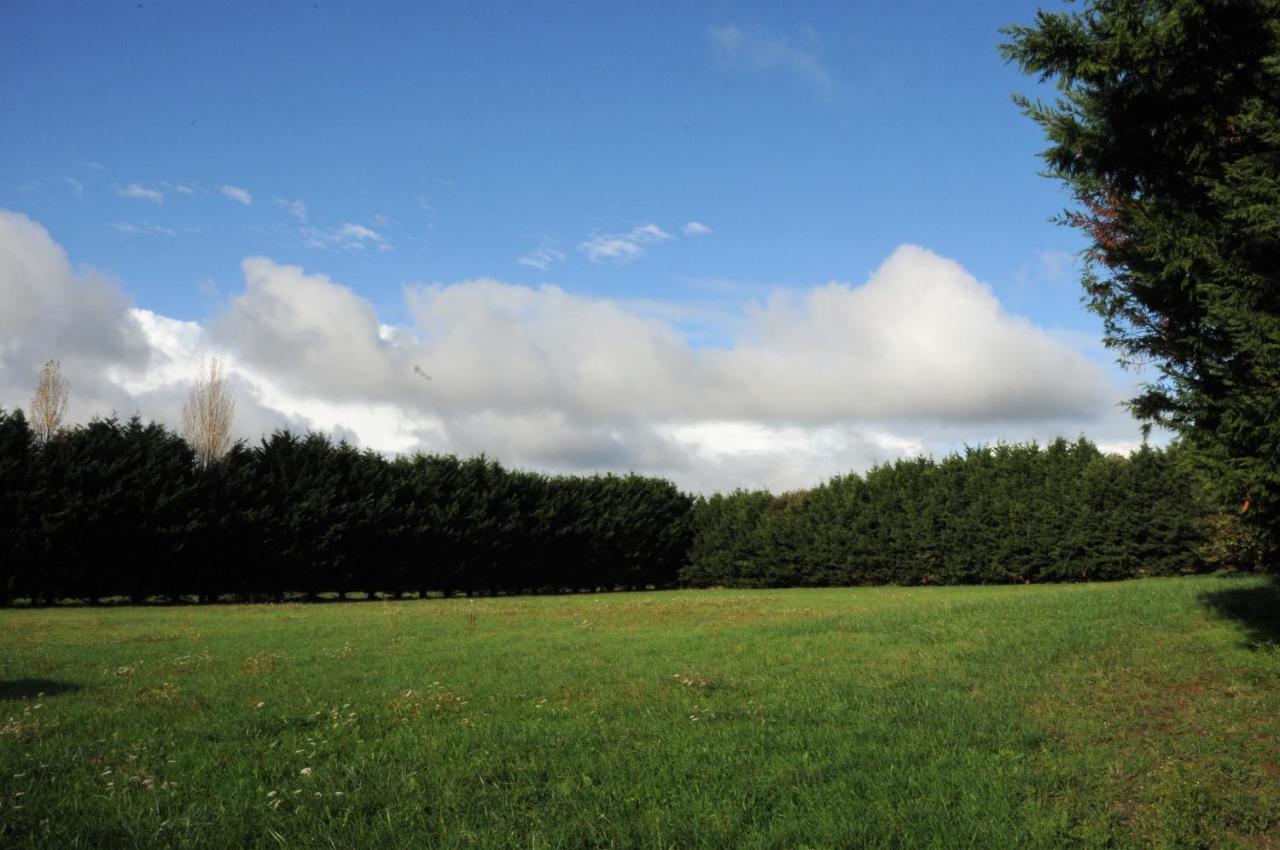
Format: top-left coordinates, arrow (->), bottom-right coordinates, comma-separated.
1003,0 -> 1280,549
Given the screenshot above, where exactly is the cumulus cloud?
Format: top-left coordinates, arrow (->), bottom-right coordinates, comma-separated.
117,183 -> 163,203
387,246 -> 1105,425
208,246 -> 1117,488
215,257 -> 417,401
220,185 -> 253,205
0,212 -> 305,443
0,210 -> 153,421
701,246 -> 1106,422
579,224 -> 672,264
683,221 -> 712,236
127,308 -> 404,450
710,23 -> 831,95
0,209 -> 1143,492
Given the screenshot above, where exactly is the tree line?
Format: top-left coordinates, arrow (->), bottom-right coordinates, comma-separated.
0,410 -> 692,603
0,407 -> 1269,605
682,438 -> 1267,588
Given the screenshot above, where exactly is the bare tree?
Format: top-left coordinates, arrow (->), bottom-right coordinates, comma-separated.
183,358 -> 235,465
29,360 -> 69,443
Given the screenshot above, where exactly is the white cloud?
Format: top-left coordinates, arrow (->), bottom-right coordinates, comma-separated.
579,236 -> 643,264
1096,439 -> 1146,456
0,210 -> 153,422
1039,249 -> 1074,281
710,23 -> 831,95
113,222 -> 176,237
631,224 -> 670,241
1,209 -> 1148,493
161,182 -> 201,196
657,421 -> 927,492
117,183 -> 163,203
300,222 -> 391,252
220,185 -> 253,205
277,198 -> 308,221
518,243 -> 566,271
129,307 -> 415,451
215,257 -> 413,399
683,221 -> 712,236
579,224 -> 672,264
210,246 -> 1114,488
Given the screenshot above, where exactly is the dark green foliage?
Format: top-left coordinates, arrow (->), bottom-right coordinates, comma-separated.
23,416 -> 202,603
0,409 -> 34,604
681,490 -> 774,587
1,415 -> 692,602
683,438 -> 1214,588
1002,0 -> 1280,551
0,412 -> 1240,601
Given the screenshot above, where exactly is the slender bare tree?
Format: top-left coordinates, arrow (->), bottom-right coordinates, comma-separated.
29,360 -> 69,443
183,358 -> 235,465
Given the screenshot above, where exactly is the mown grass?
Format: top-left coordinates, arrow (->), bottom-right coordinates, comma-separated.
1,575 -> 1277,849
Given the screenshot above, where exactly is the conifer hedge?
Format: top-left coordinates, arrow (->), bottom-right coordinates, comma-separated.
0,411 -> 691,603
0,410 -> 1253,605
681,438 -> 1218,588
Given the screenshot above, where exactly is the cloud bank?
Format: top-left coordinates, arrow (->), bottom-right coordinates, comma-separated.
0,210 -> 1136,492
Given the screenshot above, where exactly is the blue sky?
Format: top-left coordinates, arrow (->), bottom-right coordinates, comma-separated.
3,0 -> 1081,322
4,0 -> 1147,492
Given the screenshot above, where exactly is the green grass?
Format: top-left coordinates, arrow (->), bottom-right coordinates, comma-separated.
2,576 -> 1278,849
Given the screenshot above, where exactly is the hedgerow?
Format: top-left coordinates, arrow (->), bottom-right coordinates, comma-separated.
0,410 -> 1261,604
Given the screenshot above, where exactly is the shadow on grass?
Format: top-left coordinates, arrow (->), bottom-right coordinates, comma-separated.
0,678 -> 81,701
1200,575 -> 1280,649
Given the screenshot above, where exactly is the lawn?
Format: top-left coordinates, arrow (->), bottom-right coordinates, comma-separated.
1,575 -> 1277,849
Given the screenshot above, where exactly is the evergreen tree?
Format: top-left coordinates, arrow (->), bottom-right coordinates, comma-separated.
0,410 -> 34,604
26,417 -> 199,602
1003,0 -> 1280,551
682,490 -> 774,587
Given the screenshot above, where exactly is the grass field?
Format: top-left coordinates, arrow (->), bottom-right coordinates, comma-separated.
1,576 -> 1278,849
